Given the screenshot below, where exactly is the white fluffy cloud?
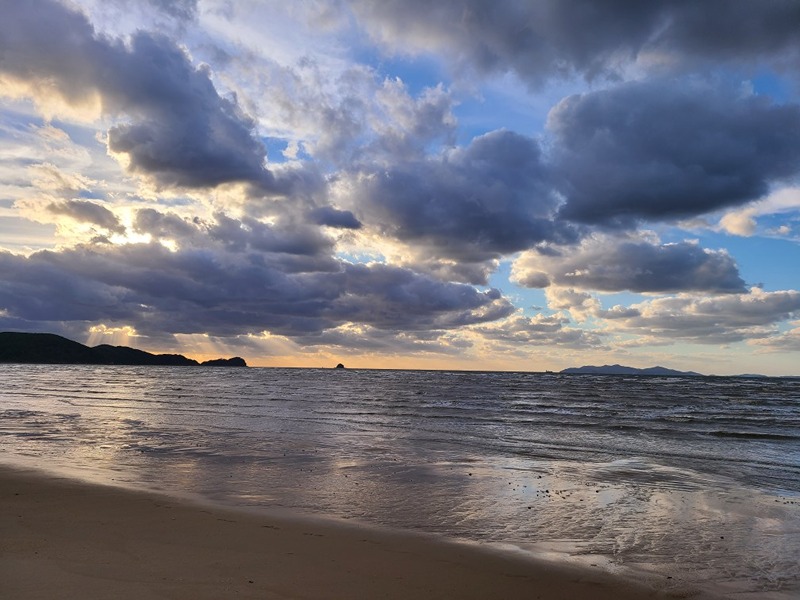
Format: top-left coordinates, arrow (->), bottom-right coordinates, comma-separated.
473,313 -> 606,350
600,288 -> 800,344
718,187 -> 800,237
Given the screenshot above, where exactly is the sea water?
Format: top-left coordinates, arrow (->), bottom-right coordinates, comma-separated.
1,365 -> 798,597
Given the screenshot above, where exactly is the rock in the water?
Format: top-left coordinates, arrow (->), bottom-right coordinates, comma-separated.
335,363 -> 345,369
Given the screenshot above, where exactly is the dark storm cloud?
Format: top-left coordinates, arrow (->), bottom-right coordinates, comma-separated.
347,129 -> 578,265
548,81 -> 800,226
513,237 -> 747,293
349,0 -> 800,83
134,208 -> 199,240
0,249 -> 135,322
328,263 -> 513,331
308,206 -> 362,229
0,0 -> 271,189
208,213 -> 335,258
403,258 -> 498,287
134,209 -> 339,273
46,200 -> 125,234
0,243 -> 511,339
101,30 -> 269,188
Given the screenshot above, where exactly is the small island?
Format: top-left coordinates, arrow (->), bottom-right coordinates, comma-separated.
560,364 -> 700,376
0,332 -> 247,367
335,363 -> 345,369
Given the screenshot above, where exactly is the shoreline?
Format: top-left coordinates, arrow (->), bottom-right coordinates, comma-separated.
0,463 -> 708,600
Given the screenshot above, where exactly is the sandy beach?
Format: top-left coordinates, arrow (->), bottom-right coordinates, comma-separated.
0,464 -> 704,600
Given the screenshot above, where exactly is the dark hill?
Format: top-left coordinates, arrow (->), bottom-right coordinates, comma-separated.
0,332 -> 246,367
201,357 -> 247,367
0,332 -> 98,364
92,344 -> 199,366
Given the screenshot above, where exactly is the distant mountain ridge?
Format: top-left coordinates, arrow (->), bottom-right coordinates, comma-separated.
0,332 -> 246,367
560,364 -> 701,376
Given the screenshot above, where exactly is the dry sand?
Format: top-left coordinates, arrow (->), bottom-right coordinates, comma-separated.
0,465 -> 709,600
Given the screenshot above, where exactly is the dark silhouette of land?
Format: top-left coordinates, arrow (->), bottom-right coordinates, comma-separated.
560,364 -> 701,376
0,332 -> 246,366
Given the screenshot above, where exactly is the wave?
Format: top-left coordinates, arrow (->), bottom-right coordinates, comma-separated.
708,430 -> 799,441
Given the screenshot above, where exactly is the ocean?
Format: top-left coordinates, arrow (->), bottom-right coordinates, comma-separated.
1,365 -> 798,598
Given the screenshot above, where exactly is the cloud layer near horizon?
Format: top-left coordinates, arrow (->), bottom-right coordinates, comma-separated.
1,0 -> 799,372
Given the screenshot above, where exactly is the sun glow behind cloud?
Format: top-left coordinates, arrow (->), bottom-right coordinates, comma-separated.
86,324 -> 138,347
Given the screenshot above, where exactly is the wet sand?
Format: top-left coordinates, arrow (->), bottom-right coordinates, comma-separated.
0,465 -> 713,600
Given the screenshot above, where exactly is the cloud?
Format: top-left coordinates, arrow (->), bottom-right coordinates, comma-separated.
308,206 -> 362,229
752,321 -> 800,352
601,288 -> 800,344
348,0 -> 800,84
225,52 -> 457,168
134,208 -> 200,241
473,313 -> 606,350
395,256 -> 499,287
0,0 -> 271,189
718,187 -> 800,237
207,213 -> 335,259
340,129 -> 577,269
292,324 -> 472,355
143,0 -> 198,21
330,263 -> 514,330
0,216 -> 56,253
102,32 -> 268,188
548,80 -> 800,226
719,210 -> 757,237
46,199 -> 125,234
134,209 -> 339,273
29,162 -> 95,197
90,0 -> 200,30
512,234 -> 746,293
0,236 -> 512,341
367,79 -> 457,162
543,287 -> 600,322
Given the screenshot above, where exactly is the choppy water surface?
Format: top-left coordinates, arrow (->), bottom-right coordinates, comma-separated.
1,365 -> 798,597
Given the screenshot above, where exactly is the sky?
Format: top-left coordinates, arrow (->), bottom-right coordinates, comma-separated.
1,0 -> 800,375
